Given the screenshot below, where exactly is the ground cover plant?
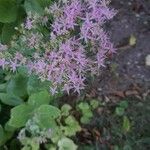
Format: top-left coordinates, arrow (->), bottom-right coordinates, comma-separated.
0,0 -> 150,150
0,0 -> 55,43
0,70 -> 100,149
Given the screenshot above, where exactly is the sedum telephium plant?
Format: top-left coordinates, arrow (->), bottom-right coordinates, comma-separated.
0,0 -> 116,95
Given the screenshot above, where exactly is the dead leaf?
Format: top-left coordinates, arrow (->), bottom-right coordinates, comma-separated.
129,35 -> 136,46
125,90 -> 139,96
111,91 -> 125,98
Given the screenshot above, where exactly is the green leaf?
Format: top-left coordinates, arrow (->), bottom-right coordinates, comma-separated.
28,90 -> 51,108
0,125 -> 14,146
119,101 -> 128,109
16,6 -> 26,24
0,93 -> 23,106
80,116 -> 91,124
77,102 -> 92,115
0,125 -> 4,140
1,22 -> 16,43
18,66 -> 28,76
8,104 -> 33,128
51,127 -> 63,143
0,0 -> 18,23
36,105 -> 61,128
0,83 -> 7,92
78,102 -> 90,112
63,116 -> 81,136
37,0 -> 52,8
22,146 -> 31,150
122,116 -> 131,133
37,105 -> 60,119
0,22 -> 3,34
61,104 -> 72,116
77,102 -> 93,124
65,116 -> 79,126
16,0 -> 24,4
4,122 -> 16,132
27,75 -> 41,95
27,75 -> 49,95
114,145 -> 120,150
90,100 -> 99,109
123,145 -> 132,150
1,5 -> 25,43
115,107 -> 125,116
7,74 -> 28,98
45,144 -> 57,150
10,139 -> 21,150
24,0 -> 43,14
58,137 -> 78,150
28,138 -> 40,150
83,110 -> 93,118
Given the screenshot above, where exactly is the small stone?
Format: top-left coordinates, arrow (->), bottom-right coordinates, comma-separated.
104,96 -> 110,103
143,21 -> 148,25
145,55 -> 150,66
135,14 -> 140,18
128,2 -> 132,6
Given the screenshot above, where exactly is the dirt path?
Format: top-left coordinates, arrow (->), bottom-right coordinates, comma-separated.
92,0 -> 150,98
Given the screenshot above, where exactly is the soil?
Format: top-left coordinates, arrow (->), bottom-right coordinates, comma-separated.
90,0 -> 150,98
65,1 -> 150,149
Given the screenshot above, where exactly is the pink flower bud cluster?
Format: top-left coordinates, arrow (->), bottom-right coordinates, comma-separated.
0,0 -> 117,95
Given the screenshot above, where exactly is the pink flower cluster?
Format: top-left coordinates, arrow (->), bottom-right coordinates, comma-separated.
0,52 -> 26,72
0,43 -> 7,51
28,38 -> 87,94
0,0 -> 116,95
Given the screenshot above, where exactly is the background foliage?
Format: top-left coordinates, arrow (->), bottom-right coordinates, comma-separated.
0,0 -> 53,44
